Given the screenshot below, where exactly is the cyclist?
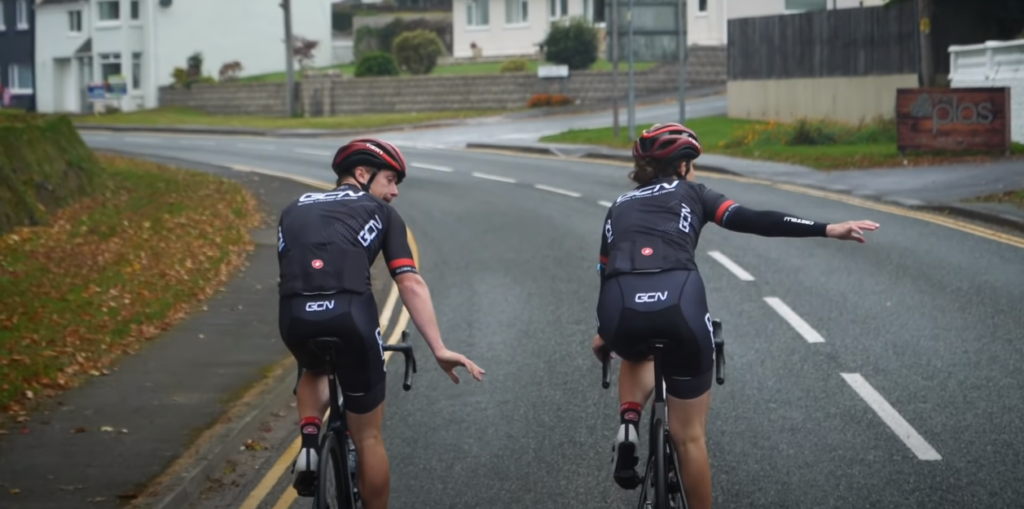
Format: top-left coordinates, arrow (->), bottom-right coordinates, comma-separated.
276,138 -> 486,509
592,123 -> 878,509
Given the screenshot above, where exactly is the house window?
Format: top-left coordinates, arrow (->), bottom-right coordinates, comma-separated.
698,0 -> 707,12
784,0 -> 827,12
8,63 -> 33,93
131,0 -> 140,20
506,0 -> 527,24
15,0 -> 28,30
99,52 -> 122,83
132,53 -> 142,90
583,0 -> 605,23
69,10 -> 82,33
467,0 -> 488,27
550,0 -> 568,19
98,1 -> 120,21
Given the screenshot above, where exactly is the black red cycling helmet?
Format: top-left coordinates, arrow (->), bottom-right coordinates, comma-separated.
331,138 -> 408,190
632,123 -> 702,164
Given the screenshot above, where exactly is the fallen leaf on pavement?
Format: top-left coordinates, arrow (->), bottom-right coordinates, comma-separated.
88,496 -> 107,503
59,485 -> 85,491
0,429 -> 8,435
9,488 -> 20,494
119,428 -> 129,434
71,426 -> 87,433
242,439 -> 264,451
100,426 -> 114,432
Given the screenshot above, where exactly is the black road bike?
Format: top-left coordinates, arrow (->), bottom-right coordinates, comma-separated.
306,329 -> 418,509
601,319 -> 725,509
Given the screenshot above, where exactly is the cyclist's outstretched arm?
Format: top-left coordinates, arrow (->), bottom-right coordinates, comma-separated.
701,187 -> 879,242
382,207 -> 485,383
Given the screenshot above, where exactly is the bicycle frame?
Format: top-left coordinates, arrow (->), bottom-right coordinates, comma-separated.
601,319 -> 725,509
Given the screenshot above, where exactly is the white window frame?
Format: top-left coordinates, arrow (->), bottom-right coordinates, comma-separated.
8,63 -> 34,94
505,0 -> 528,26
583,0 -> 606,25
466,0 -> 489,28
697,0 -> 708,16
97,0 -> 121,25
15,0 -> 28,30
549,0 -> 568,20
130,0 -> 140,21
0,1 -> 6,31
69,10 -> 83,34
99,52 -> 123,84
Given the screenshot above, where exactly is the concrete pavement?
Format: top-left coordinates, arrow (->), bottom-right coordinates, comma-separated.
67,130 -> 1024,509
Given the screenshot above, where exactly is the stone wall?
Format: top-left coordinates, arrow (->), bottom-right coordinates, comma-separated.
159,46 -> 726,117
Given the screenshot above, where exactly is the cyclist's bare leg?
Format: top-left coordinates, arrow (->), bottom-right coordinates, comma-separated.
295,370 -> 330,419
347,403 -> 389,509
667,391 -> 712,509
618,357 -> 655,405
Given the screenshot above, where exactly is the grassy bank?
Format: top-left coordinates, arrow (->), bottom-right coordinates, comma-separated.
540,116 -> 1024,170
971,189 -> 1024,210
73,106 -> 506,130
0,154 -> 261,417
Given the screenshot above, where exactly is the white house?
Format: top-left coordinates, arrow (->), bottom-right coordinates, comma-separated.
451,0 -> 885,60
34,0 -> 333,114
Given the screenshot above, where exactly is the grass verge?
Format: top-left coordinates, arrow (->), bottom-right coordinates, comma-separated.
0,154 -> 261,419
73,107 -> 507,130
969,189 -> 1024,211
540,116 -> 1024,170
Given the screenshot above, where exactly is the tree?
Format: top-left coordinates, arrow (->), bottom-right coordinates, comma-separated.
292,36 -> 320,70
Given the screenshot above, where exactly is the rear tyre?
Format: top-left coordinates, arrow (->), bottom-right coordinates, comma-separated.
316,433 -> 351,509
654,417 -> 668,509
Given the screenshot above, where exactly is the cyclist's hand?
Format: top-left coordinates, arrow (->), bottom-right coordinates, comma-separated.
592,334 -> 613,363
826,220 -> 880,243
433,348 -> 485,384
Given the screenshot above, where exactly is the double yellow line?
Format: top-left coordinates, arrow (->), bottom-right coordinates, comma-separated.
225,165 -> 419,509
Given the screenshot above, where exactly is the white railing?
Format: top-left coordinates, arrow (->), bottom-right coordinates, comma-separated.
948,39 -> 1024,143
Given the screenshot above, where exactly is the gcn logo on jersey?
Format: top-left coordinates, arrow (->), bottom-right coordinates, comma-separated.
615,180 -> 680,204
311,259 -> 324,269
635,292 -> 668,303
358,215 -> 383,246
305,300 -> 335,312
641,247 -> 653,256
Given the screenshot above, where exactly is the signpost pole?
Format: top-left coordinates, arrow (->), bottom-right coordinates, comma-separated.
627,0 -> 636,139
678,0 -> 687,125
612,0 -> 620,138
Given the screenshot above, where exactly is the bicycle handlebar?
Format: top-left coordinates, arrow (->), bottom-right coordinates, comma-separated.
600,345 -> 611,389
382,330 -> 418,391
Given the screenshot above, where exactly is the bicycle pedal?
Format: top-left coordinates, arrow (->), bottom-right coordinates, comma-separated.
613,471 -> 643,491
292,470 -> 317,498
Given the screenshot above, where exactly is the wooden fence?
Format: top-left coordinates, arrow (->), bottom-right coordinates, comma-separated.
727,2 -> 919,81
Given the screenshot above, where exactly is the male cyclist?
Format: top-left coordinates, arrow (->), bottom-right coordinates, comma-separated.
592,123 -> 878,509
276,138 -> 485,509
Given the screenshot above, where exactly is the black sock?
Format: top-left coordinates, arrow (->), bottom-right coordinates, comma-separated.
300,416 -> 321,450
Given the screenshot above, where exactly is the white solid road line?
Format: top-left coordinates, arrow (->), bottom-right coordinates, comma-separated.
295,148 -> 333,157
707,250 -> 755,281
238,143 -> 276,151
840,373 -> 942,461
472,172 -> 516,183
411,162 -> 454,172
123,136 -> 161,143
179,140 -> 215,146
763,297 -> 825,343
535,184 -> 582,197
597,200 -> 614,207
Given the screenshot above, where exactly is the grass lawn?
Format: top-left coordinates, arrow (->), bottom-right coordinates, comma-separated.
0,154 -> 261,417
239,58 -> 656,83
72,106 -> 506,130
540,116 -> 1024,170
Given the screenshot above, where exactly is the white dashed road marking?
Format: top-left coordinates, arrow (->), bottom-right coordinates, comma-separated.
179,140 -> 215,146
707,250 -> 755,281
535,184 -> 581,198
763,297 -> 825,343
411,163 -> 454,172
471,172 -> 516,183
598,200 -> 614,207
238,143 -> 276,151
295,148 -> 333,157
123,136 -> 161,143
840,373 -> 942,461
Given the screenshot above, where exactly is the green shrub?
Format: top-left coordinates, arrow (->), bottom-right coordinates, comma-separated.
500,58 -> 529,73
354,51 -> 400,77
541,16 -> 599,70
392,29 -> 446,75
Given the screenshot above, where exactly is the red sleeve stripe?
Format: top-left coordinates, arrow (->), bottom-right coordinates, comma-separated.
714,200 -> 736,225
388,258 -> 416,270
600,256 -> 608,264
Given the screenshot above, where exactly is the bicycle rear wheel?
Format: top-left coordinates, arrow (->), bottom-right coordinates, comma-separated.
317,432 -> 357,509
654,416 -> 668,509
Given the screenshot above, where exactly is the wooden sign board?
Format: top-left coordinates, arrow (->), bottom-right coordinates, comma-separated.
896,87 -> 1012,152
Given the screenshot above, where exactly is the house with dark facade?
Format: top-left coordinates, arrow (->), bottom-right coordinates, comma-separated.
0,0 -> 36,110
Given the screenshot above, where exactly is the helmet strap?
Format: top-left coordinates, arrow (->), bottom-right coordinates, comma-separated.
353,167 -> 381,192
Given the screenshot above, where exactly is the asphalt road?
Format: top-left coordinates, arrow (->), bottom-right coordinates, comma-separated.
81,130 -> 1024,509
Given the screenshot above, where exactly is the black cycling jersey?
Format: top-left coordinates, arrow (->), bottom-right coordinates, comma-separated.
277,183 -> 417,297
598,177 -> 829,279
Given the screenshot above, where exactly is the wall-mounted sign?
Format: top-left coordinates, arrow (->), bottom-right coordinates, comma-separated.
896,87 -> 1012,152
